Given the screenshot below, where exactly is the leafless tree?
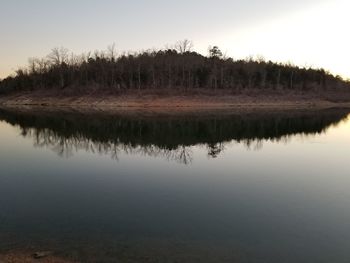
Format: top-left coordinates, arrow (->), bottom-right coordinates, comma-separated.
48,47 -> 69,88
48,47 -> 69,65
175,39 -> 193,54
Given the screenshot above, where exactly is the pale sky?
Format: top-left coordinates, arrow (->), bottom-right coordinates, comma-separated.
0,0 -> 349,79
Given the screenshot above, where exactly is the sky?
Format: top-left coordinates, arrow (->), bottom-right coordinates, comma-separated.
0,0 -> 349,79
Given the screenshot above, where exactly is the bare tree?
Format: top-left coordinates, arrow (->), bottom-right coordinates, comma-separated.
175,39 -> 193,54
175,40 -> 194,89
48,47 -> 69,88
107,43 -> 117,61
107,43 -> 118,87
48,47 -> 69,65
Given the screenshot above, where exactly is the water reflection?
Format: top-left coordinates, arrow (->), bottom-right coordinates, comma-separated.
0,107 -> 348,163
1,107 -> 350,263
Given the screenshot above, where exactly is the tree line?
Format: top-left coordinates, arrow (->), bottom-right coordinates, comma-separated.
0,40 -> 349,95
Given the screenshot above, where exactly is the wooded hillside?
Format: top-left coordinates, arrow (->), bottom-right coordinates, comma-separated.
1,40 -> 349,95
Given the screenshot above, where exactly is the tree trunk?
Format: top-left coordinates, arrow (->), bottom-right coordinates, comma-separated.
138,64 -> 141,92
168,63 -> 172,89
276,69 -> 281,89
220,67 -> 224,88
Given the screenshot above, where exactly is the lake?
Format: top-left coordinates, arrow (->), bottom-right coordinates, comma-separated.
0,107 -> 349,263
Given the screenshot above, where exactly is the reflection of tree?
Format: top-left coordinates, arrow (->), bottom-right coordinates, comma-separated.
242,139 -> 264,151
175,146 -> 193,165
207,143 -> 225,158
19,127 -> 195,164
0,108 -> 348,164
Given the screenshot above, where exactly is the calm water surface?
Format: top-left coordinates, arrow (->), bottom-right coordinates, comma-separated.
0,108 -> 349,262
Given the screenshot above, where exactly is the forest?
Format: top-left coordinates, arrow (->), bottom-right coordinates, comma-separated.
0,40 -> 349,95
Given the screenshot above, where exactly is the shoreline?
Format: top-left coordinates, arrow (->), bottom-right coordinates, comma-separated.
1,91 -> 350,112
0,251 -> 75,263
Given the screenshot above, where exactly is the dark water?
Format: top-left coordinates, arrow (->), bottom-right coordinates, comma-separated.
0,107 -> 350,262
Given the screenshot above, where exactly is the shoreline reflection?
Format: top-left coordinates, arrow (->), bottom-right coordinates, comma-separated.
0,108 -> 348,163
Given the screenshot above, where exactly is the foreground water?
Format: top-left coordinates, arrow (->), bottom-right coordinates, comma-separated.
0,107 -> 349,262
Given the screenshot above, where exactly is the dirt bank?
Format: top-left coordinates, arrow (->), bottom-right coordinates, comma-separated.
0,251 -> 76,263
1,90 -> 350,112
